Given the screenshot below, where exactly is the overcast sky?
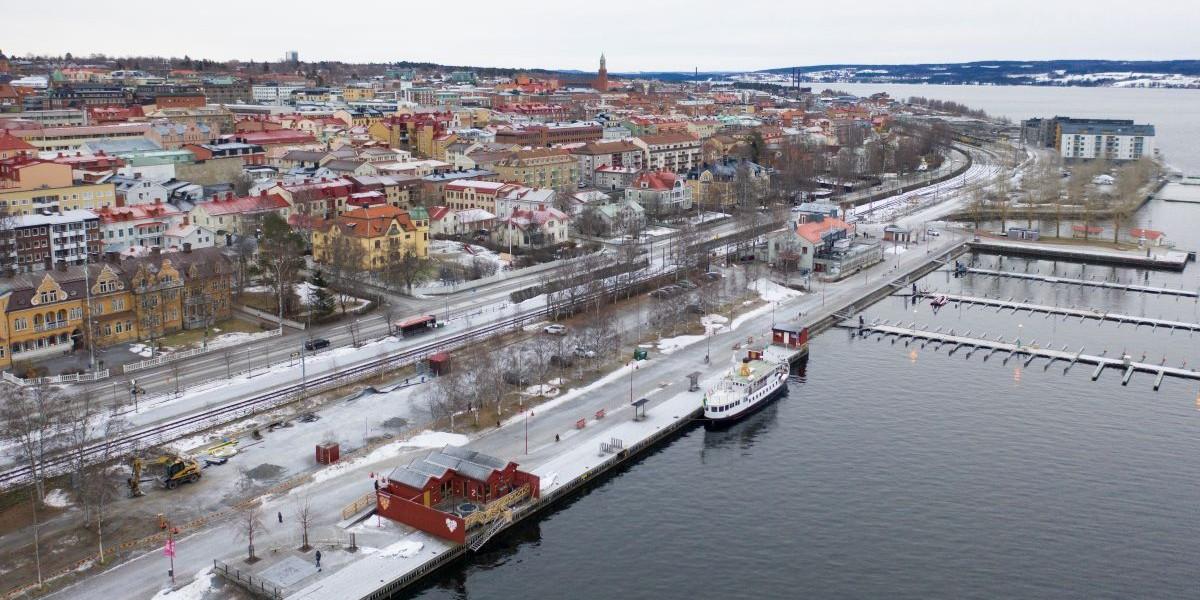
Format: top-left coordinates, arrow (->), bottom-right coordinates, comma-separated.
5,0 -> 1197,72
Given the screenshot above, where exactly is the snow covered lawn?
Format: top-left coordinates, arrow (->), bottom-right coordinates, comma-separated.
747,278 -> 803,302
657,334 -> 705,354
43,488 -> 71,508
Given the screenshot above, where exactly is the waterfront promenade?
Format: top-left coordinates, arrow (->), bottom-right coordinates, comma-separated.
44,234 -> 974,600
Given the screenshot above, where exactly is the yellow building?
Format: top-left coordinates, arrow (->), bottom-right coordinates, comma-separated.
493,148 -> 578,191
0,156 -> 118,215
0,269 -> 91,369
0,248 -> 233,371
312,205 -> 429,270
341,87 -> 376,102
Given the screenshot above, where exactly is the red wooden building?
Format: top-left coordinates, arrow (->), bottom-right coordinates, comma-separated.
376,445 -> 540,543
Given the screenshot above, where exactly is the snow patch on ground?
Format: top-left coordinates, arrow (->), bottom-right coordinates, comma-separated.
539,472 -> 558,491
701,314 -> 729,335
522,384 -> 560,397
657,335 -> 705,354
501,360 -> 644,428
129,343 -> 155,358
309,433 -> 460,485
402,430 -> 468,449
885,245 -> 909,255
151,568 -> 214,599
747,278 -> 803,302
377,540 -> 423,559
43,488 -> 71,508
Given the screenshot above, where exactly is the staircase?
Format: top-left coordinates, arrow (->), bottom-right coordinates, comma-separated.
468,512 -> 511,552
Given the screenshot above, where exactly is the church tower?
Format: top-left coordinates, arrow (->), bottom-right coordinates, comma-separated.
594,53 -> 608,92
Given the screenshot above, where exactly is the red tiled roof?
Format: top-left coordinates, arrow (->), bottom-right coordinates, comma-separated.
428,206 -> 452,221
632,171 -> 678,191
195,193 -> 290,216
324,205 -> 418,238
0,133 -> 35,152
795,217 -> 850,244
639,132 -> 699,146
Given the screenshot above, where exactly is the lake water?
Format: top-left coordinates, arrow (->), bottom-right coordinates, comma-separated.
404,255 -> 1200,599
832,83 -> 1200,176
400,86 -> 1200,600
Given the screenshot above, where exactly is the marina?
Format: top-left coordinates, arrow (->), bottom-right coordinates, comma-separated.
918,291 -> 1200,333
954,267 -> 1199,298
844,322 -> 1200,390
967,239 -> 1192,271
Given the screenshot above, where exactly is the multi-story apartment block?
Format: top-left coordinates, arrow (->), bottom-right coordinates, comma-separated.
493,148 -> 578,191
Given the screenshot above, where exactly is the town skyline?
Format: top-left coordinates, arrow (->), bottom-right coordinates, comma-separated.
4,0 -> 1199,72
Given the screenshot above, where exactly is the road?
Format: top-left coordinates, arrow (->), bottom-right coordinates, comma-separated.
44,221 -> 973,600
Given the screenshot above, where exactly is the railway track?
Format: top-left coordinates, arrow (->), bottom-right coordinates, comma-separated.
0,268 -> 681,491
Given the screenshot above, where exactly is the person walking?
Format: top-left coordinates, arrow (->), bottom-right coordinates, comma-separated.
315,549 -> 322,570
277,511 -> 283,524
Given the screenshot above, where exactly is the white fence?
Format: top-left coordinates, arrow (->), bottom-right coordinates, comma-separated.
3,369 -> 110,387
123,328 -> 283,374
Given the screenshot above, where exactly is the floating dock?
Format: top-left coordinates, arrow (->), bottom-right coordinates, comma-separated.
955,267 -> 1199,298
967,239 -> 1191,271
845,322 -> 1200,390
926,291 -> 1200,333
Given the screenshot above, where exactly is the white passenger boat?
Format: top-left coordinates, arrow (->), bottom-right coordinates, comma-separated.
703,350 -> 789,422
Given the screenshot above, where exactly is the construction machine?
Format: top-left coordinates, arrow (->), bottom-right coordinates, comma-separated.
128,453 -> 202,497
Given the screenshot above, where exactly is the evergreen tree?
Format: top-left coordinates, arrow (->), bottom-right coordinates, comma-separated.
307,270 -> 336,318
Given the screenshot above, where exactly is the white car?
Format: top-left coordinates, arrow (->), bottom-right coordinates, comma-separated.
543,324 -> 568,335
926,229 -> 940,237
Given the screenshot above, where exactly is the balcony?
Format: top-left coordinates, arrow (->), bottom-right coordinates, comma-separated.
34,320 -> 68,333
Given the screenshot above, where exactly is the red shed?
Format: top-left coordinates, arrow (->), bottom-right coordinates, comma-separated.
315,442 -> 340,465
428,352 -> 451,375
771,321 -> 809,350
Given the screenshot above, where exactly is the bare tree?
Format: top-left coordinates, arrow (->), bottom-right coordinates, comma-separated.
383,239 -> 431,295
294,496 -> 313,551
324,235 -> 366,314
238,503 -> 266,562
80,415 -> 126,565
230,234 -> 257,298
2,385 -> 61,501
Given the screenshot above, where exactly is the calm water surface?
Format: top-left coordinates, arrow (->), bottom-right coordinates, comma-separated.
404,86 -> 1200,599
405,257 -> 1200,599
834,83 -> 1200,175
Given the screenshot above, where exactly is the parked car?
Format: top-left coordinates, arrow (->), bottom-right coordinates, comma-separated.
574,346 -> 598,358
304,338 -> 331,351
543,324 -> 568,335
703,271 -> 722,281
926,229 -> 940,237
503,371 -> 531,386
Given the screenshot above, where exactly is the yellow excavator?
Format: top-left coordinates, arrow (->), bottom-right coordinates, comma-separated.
128,453 -> 202,497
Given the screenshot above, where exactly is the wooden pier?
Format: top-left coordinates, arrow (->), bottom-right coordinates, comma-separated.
955,267 -> 1199,298
844,322 -> 1200,390
926,292 -> 1200,333
968,239 -> 1191,271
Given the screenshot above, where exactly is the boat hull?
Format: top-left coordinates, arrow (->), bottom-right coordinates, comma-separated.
704,375 -> 788,424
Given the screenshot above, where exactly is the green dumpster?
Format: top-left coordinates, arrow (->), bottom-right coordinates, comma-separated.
633,348 -> 648,361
